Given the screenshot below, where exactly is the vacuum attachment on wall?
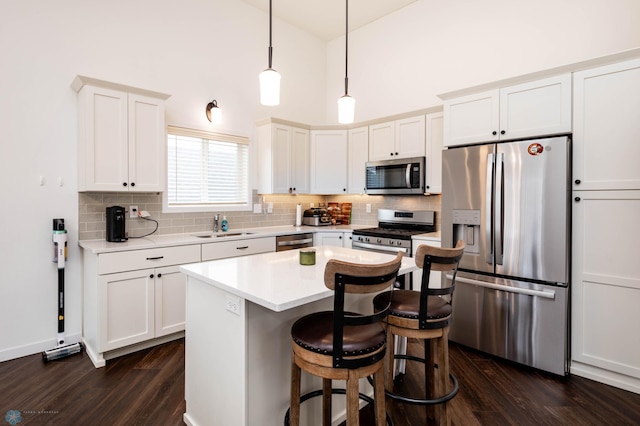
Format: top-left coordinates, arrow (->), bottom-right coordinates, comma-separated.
43,218 -> 82,362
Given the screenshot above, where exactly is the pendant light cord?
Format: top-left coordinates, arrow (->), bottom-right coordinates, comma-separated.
268,0 -> 273,69
344,0 -> 349,95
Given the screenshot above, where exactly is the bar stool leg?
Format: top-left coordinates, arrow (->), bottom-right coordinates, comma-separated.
425,339 -> 437,422
440,328 -> 451,426
373,369 -> 386,426
385,329 -> 395,392
347,371 -> 360,426
290,354 -> 301,426
322,379 -> 332,426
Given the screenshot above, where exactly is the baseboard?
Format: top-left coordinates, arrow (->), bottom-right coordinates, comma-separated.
571,361 -> 640,394
0,333 -> 82,363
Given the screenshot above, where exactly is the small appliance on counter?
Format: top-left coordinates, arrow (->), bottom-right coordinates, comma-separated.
302,208 -> 331,226
106,206 -> 127,242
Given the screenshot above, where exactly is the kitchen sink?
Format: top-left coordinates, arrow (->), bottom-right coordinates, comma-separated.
191,232 -> 254,238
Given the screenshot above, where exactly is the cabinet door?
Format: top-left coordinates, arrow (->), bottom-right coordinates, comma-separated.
347,126 -> 368,194
290,127 -> 310,194
573,59 -> 640,191
271,124 -> 292,194
443,89 -> 499,147
99,269 -> 154,352
571,191 -> 640,380
499,73 -> 571,141
128,93 -> 166,192
310,130 -> 347,194
155,265 -> 188,337
425,112 -> 443,194
412,240 -> 442,289
395,115 -> 425,159
314,232 -> 344,247
368,121 -> 395,161
78,85 -> 129,191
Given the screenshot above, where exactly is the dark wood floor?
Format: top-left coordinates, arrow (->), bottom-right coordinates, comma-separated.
1,338 -> 639,425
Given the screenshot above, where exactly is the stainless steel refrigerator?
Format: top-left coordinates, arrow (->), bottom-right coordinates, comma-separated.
442,136 -> 571,375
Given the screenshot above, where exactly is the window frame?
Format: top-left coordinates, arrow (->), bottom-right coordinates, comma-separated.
162,125 -> 252,213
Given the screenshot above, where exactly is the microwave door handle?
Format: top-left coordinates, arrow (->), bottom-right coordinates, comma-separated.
486,153 -> 494,265
405,163 -> 411,188
495,152 -> 504,265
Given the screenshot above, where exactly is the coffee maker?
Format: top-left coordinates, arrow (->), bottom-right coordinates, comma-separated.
106,206 -> 127,242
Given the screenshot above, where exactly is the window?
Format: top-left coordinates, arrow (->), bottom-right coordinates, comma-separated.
164,126 -> 250,212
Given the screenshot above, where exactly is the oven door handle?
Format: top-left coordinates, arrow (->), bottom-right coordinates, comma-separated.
353,242 -> 408,254
445,275 -> 556,299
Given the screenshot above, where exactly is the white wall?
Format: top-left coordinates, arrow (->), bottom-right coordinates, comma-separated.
0,0 -> 326,361
325,0 -> 640,122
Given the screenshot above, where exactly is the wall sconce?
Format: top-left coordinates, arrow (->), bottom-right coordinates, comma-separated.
206,100 -> 222,125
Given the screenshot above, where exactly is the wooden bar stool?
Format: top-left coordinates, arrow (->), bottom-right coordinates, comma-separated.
372,241 -> 465,426
286,253 -> 403,426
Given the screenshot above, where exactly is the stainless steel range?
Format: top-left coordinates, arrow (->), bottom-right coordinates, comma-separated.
352,209 -> 436,257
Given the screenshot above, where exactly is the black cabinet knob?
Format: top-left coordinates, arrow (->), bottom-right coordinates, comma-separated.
131,182 -> 135,187
500,130 -> 506,135
395,152 -> 399,155
343,188 -> 346,192
492,131 -> 497,136
293,187 -> 296,191
149,274 -> 154,279
575,179 -> 581,185
123,182 -> 128,187
390,152 -> 394,156
426,185 -> 430,189
157,273 -> 162,278
574,197 -> 581,202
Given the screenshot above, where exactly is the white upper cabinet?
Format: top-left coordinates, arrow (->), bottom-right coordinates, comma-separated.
347,126 -> 368,194
257,123 -> 310,194
73,76 -> 169,192
573,58 -> 640,191
425,111 -> 443,194
369,115 -> 426,161
444,74 -> 572,147
310,130 -> 347,194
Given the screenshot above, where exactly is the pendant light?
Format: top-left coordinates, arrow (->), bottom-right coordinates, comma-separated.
259,0 -> 281,106
338,0 -> 355,124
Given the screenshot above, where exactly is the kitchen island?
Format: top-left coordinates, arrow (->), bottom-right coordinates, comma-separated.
180,246 -> 417,426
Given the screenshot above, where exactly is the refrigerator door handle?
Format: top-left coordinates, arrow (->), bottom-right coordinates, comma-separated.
495,152 -> 504,265
446,275 -> 556,299
485,153 -> 494,264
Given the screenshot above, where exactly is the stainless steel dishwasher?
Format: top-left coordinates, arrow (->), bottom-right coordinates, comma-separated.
276,233 -> 314,251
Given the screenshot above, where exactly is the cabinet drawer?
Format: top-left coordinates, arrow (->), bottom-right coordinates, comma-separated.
98,244 -> 201,275
202,237 -> 275,261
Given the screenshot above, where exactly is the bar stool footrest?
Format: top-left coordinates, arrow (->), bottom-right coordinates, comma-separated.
368,353 -> 459,406
284,388 -> 394,426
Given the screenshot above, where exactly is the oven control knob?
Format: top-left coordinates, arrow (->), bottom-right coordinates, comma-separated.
396,241 -> 402,246
377,238 -> 382,243
388,240 -> 393,245
365,237 -> 370,243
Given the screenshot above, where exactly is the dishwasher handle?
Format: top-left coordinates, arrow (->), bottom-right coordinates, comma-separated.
277,238 -> 313,247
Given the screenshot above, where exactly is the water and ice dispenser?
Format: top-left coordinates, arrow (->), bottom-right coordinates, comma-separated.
452,210 -> 480,254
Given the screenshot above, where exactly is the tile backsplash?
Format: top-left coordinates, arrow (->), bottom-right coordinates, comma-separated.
78,190 -> 441,241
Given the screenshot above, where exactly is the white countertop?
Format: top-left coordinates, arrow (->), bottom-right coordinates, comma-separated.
79,224 -> 370,254
180,245 -> 417,312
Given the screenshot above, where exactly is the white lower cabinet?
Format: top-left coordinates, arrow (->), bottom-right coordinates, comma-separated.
314,232 -> 352,248
83,244 -> 200,367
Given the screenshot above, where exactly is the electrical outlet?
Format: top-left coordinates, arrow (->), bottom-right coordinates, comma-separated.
253,203 -> 262,213
310,202 -> 314,208
129,206 -> 138,218
225,295 -> 241,316
267,202 -> 273,214
366,203 -> 371,213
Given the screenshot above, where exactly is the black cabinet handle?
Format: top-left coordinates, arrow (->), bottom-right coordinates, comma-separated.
236,246 -> 249,250
575,197 -> 581,202
500,130 -> 506,135
492,131 -> 497,136
123,182 -> 128,187
146,256 -> 164,260
575,179 -> 581,185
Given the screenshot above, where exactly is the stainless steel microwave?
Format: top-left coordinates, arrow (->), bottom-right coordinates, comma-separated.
365,156 -> 425,195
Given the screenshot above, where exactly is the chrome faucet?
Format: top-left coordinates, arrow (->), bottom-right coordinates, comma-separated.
213,214 -> 219,232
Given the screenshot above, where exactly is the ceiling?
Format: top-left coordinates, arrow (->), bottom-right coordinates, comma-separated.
240,0 -> 418,41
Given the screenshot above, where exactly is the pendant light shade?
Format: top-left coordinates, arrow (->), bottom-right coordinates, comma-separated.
338,0 -> 355,124
338,94 -> 355,124
260,0 -> 280,106
260,68 -> 281,106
